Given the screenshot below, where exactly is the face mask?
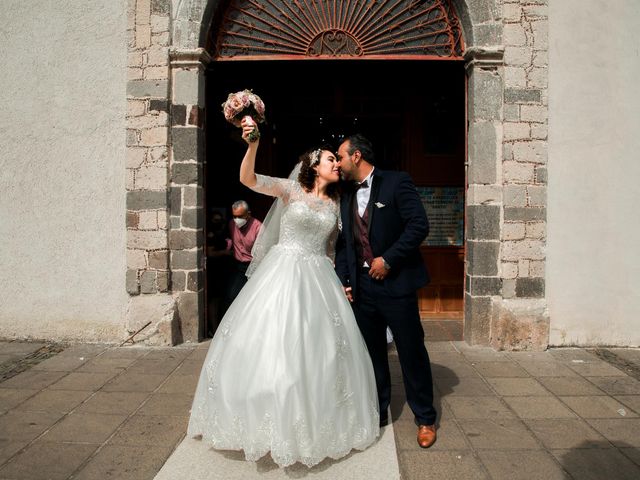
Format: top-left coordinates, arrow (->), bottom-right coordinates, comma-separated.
233,217 -> 248,228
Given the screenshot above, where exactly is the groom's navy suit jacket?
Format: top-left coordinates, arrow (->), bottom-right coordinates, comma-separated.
335,169 -> 430,298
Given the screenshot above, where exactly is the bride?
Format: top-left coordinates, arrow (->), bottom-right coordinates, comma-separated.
187,119 -> 380,468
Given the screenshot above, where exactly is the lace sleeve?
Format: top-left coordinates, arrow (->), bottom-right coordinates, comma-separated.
251,174 -> 295,199
326,203 -> 342,263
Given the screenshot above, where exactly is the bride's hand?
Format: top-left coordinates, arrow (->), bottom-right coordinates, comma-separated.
241,117 -> 259,144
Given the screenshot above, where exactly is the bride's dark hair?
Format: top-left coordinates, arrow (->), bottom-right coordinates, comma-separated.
297,146 -> 339,200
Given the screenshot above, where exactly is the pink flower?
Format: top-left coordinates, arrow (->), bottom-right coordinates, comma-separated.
221,89 -> 266,124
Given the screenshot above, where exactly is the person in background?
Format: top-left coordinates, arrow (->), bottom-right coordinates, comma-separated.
226,200 -> 262,304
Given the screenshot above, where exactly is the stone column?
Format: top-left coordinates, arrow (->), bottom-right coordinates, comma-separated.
124,0 -> 179,346
169,48 -> 210,343
464,46 -> 505,346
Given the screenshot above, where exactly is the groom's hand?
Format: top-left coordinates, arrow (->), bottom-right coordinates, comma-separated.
343,286 -> 353,303
369,257 -> 389,281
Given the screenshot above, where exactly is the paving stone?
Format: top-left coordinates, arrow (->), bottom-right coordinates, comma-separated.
614,395 -> 640,415
73,444 -> 175,480
585,419 -> 640,447
425,341 -> 458,352
0,441 -> 98,480
398,450 -> 488,480
0,388 -> 38,413
157,374 -> 199,394
504,394 -> 579,419
109,414 -> 188,446
0,353 -> 28,364
445,396 -> 516,420
74,391 -> 149,415
435,377 -> 495,397
537,376 -> 606,396
609,349 -> 640,365
102,372 -> 168,392
76,356 -> 138,373
0,410 -> 64,441
41,412 -> 128,443
31,353 -> 89,371
0,439 -> 27,465
127,357 -> 183,375
567,360 -> 628,377
551,447 -> 640,480
472,361 -> 529,378
15,389 -> 92,413
559,395 -> 638,419
0,342 -> 47,355
55,344 -> 108,358
486,377 -> 550,396
432,361 -> 481,379
548,348 -> 601,363
97,347 -> 150,359
476,450 -> 569,480
620,447 -> 640,467
587,377 -> 640,395
524,418 -> 607,449
0,369 -> 67,390
171,359 -> 205,376
517,361 -> 579,378
459,348 -> 512,363
458,419 -> 541,450
48,372 -> 118,391
507,351 -> 556,362
138,393 -> 194,416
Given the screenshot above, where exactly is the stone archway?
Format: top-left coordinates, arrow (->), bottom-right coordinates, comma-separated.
124,0 -> 549,349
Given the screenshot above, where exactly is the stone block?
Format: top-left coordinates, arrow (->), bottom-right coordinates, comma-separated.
468,122 -> 497,184
504,67 -> 526,89
170,215 -> 181,229
127,191 -> 167,210
151,14 -> 170,33
518,259 -> 530,277
533,50 -> 548,67
140,127 -> 168,146
127,80 -> 168,98
467,240 -> 499,276
527,185 -> 547,206
504,88 -> 541,104
144,66 -> 169,81
172,127 -> 203,161
503,122 -> 530,141
176,291 -> 204,343
466,205 -> 500,240
535,166 -> 547,184
171,250 -> 199,270
502,222 -> 525,240
490,298 -> 549,350
125,294 -> 179,346
151,0 -> 170,16
126,211 -> 139,229
464,294 -> 492,346
158,210 -> 168,230
504,104 -> 520,122
502,239 -> 545,261
504,161 -> 534,183
140,270 -> 158,294
520,105 -> 548,122
502,279 -> 516,298
171,271 -> 186,291
504,24 -> 526,46
467,0 -> 492,23
523,5 -> 548,19
157,271 -> 169,292
187,270 -> 203,292
153,31 -> 170,46
527,66 -> 547,89
169,230 -> 202,250
170,187 -> 182,215
183,186 -> 203,207
181,207 -> 203,229
171,104 -> 187,125
127,99 -> 145,117
138,211 -> 158,230
530,260 -> 545,277
516,278 -> 545,298
503,3 -> 521,22
502,262 -> 518,279
127,249 -> 147,269
171,163 -> 200,185
126,269 -> 139,295
136,166 -> 167,190
173,69 -> 205,106
136,25 -> 151,48
531,123 -> 548,140
504,184 -> 527,207
126,129 -> 138,146
504,207 -> 546,222
468,277 -> 502,296
504,46 -> 532,66
148,250 -> 169,269
127,230 -> 168,250
147,46 -> 168,66
128,67 -> 143,81
469,70 -> 502,121
473,23 -> 503,47
467,184 -> 502,205
126,148 -> 146,168
149,99 -> 168,113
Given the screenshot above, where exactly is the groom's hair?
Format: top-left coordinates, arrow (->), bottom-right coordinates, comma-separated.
344,134 -> 375,165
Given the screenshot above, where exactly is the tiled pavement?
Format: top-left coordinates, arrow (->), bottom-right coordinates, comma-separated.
1,338 -> 639,480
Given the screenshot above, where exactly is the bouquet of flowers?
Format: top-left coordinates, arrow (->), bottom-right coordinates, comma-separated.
221,89 -> 266,143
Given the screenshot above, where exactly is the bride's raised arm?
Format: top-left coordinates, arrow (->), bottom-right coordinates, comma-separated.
239,118 -> 258,188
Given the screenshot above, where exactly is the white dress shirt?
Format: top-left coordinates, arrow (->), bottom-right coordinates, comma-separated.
356,168 -> 375,218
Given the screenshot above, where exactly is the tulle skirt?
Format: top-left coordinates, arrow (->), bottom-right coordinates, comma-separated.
187,245 -> 380,467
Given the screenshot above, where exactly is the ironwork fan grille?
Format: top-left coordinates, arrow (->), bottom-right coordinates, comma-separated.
211,0 -> 464,60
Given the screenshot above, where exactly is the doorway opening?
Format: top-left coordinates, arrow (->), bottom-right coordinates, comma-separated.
203,60 -> 465,337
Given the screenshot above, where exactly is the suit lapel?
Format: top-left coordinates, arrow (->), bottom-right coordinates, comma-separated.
366,171 -> 382,236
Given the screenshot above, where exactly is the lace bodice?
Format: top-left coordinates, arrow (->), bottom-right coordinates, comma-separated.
251,174 -> 339,258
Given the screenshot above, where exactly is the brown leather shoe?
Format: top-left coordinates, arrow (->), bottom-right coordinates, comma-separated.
417,424 -> 437,448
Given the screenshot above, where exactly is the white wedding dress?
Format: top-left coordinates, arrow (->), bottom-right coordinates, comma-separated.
188,174 -> 380,468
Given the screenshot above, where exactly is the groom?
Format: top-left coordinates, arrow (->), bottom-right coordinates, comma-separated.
335,134 -> 437,448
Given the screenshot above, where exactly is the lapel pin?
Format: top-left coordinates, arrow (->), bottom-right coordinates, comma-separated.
375,202 -> 386,208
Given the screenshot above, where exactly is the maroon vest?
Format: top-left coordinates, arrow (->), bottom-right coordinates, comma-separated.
353,198 -> 374,267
